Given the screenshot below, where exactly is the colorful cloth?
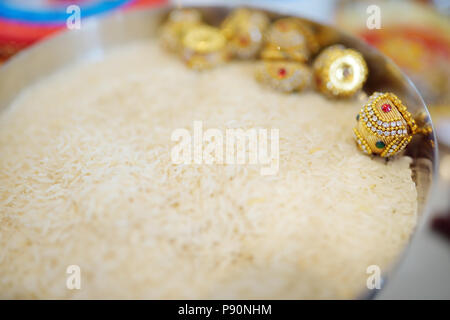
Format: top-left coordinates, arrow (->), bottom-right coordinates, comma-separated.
0,0 -> 166,62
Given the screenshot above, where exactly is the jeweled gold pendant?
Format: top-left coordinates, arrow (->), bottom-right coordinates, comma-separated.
255,60 -> 311,93
261,18 -> 318,62
354,92 -> 417,157
313,45 -> 368,98
221,8 -> 269,59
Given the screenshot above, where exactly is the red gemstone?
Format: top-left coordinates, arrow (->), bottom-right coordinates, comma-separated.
239,36 -> 249,46
381,104 -> 392,113
278,68 -> 287,78
278,22 -> 288,32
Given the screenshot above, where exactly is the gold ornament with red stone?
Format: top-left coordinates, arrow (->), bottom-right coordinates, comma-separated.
354,92 -> 418,157
255,18 -> 315,93
255,60 -> 311,93
221,8 -> 270,59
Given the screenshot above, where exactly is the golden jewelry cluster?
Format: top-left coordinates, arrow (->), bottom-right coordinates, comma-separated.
160,7 -> 423,158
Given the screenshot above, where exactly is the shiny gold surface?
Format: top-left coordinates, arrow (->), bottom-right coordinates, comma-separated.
313,44 -> 368,98
181,25 -> 227,70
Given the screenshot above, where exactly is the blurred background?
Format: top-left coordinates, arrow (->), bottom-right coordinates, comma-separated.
0,0 -> 448,299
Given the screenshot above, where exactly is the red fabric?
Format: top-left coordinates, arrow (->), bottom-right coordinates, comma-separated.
360,27 -> 450,59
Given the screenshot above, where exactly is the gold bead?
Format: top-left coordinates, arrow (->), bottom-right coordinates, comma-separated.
313,45 -> 368,98
261,18 -> 318,62
160,9 -> 202,52
181,25 -> 228,70
221,8 -> 270,59
354,92 -> 417,157
255,60 -> 312,93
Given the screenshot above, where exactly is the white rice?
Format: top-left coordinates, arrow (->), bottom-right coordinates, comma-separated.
0,40 -> 417,299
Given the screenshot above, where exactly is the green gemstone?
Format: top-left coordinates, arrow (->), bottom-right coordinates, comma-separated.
375,141 -> 385,149
356,114 -> 360,121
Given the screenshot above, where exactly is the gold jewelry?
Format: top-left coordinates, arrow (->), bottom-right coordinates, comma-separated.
313,45 -> 368,98
160,9 -> 202,52
261,18 -> 318,62
221,8 -> 270,59
354,92 -> 418,157
255,61 -> 311,93
181,25 -> 228,70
